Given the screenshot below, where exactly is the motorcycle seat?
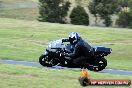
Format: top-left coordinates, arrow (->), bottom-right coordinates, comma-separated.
93,46 -> 112,54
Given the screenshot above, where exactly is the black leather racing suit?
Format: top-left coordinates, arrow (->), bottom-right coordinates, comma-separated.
65,38 -> 94,66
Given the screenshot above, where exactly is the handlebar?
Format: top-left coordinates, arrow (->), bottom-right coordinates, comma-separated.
62,39 -> 69,43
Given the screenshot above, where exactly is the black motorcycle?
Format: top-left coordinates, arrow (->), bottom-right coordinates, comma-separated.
39,39 -> 112,71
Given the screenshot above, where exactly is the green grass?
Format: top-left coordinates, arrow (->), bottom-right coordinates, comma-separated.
0,18 -> 132,71
0,0 -> 39,21
0,0 -> 38,3
0,63 -> 131,88
0,8 -> 39,21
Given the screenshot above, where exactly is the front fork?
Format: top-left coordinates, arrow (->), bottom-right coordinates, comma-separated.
42,51 -> 48,55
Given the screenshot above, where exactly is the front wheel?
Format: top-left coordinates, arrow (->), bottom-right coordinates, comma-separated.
39,52 -> 58,67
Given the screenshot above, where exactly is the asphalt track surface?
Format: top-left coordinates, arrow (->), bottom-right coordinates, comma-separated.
0,60 -> 132,76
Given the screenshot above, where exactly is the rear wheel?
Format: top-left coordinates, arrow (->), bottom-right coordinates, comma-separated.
93,57 -> 107,71
39,52 -> 58,67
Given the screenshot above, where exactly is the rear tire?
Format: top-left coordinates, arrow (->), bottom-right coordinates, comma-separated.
93,57 -> 107,71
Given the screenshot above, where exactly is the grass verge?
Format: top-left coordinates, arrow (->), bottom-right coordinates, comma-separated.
0,64 -> 131,88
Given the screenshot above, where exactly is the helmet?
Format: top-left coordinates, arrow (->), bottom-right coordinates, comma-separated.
69,32 -> 79,45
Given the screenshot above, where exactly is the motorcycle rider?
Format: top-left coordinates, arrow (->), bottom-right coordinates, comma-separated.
64,32 -> 94,67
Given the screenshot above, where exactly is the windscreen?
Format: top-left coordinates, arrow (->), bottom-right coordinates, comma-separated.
48,39 -> 64,48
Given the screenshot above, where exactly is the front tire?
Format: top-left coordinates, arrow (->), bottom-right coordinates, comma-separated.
39,52 -> 57,67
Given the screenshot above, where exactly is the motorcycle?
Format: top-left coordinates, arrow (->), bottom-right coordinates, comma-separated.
39,39 -> 112,71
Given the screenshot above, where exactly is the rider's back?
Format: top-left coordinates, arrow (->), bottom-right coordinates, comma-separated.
75,38 -> 93,57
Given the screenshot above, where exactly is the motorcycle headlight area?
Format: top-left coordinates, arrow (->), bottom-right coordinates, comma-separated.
48,43 -> 52,48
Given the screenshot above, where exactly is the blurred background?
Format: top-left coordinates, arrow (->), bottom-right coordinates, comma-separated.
0,0 -> 132,28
